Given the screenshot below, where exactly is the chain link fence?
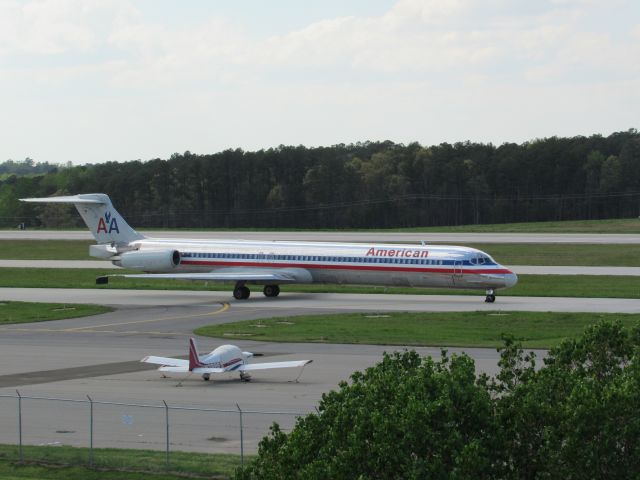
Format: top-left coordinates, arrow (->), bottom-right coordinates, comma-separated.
0,391 -> 308,470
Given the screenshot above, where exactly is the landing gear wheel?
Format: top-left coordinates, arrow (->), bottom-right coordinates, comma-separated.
240,372 -> 252,382
233,286 -> 250,300
485,288 -> 496,303
202,373 -> 210,381
263,284 -> 281,297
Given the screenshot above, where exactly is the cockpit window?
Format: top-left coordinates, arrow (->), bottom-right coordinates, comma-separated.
472,253 -> 494,265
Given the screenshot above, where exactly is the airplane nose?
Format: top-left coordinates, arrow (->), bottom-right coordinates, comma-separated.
504,271 -> 518,288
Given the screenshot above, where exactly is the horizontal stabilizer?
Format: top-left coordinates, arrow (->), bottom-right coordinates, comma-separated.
20,193 -> 143,245
238,360 -> 312,371
21,194 -> 106,204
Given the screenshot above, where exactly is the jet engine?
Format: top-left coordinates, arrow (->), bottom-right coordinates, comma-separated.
114,250 -> 181,272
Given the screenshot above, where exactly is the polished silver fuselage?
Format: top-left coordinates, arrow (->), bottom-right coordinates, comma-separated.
125,238 -> 518,291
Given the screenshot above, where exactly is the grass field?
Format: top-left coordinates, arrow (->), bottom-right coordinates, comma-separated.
0,268 -> 637,299
2,240 -> 640,266
195,311 -> 640,349
0,301 -> 112,325
0,444 -> 242,480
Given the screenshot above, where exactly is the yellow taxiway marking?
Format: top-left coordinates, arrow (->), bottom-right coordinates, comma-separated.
63,302 -> 230,332
0,303 -> 230,334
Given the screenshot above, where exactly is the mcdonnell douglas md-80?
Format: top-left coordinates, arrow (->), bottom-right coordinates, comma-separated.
21,193 -> 517,302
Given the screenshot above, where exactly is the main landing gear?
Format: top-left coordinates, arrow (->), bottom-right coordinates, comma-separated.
485,288 -> 496,303
232,282 -> 281,300
263,284 -> 280,298
233,282 -> 251,300
240,372 -> 252,382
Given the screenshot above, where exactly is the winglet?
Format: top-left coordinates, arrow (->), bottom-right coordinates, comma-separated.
188,338 -> 204,371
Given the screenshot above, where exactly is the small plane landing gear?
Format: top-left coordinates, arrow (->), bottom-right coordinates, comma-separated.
202,373 -> 210,381
240,372 -> 252,382
485,288 -> 496,303
263,284 -> 280,297
233,282 -> 251,300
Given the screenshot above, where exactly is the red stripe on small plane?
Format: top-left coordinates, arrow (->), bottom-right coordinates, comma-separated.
180,260 -> 513,275
223,358 -> 242,368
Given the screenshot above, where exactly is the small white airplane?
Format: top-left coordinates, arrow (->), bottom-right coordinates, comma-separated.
20,193 -> 517,302
142,337 -> 312,382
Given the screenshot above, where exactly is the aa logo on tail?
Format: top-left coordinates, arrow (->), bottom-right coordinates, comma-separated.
97,211 -> 120,234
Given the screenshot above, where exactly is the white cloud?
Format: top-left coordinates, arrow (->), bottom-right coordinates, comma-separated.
0,0 -> 638,164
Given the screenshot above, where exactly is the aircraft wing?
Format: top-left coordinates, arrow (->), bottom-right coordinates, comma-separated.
141,356 -> 189,368
238,360 -> 313,371
101,267 -> 312,284
157,366 -> 190,373
192,367 -> 227,374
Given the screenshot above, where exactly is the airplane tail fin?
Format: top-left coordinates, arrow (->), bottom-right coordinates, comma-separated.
189,337 -> 205,371
20,193 -> 144,246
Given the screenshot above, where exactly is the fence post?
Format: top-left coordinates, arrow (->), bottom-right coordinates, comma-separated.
16,390 -> 23,463
87,395 -> 94,467
236,403 -> 244,467
163,400 -> 169,471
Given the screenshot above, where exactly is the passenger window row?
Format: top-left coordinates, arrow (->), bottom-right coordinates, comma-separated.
181,252 -> 455,266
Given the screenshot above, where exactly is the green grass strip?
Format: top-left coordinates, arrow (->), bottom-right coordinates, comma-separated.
0,268 -> 638,299
2,240 -> 640,266
0,240 -> 93,260
0,301 -> 112,325
195,311 -> 640,349
0,444 -> 242,479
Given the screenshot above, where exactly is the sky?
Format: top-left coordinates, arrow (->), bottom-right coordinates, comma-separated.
1,0 -> 638,165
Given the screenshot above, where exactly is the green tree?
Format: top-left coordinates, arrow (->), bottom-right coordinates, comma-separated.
240,350 -> 497,479
238,322 -> 640,479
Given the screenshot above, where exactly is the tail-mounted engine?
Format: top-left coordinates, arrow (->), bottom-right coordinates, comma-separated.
114,250 -> 181,272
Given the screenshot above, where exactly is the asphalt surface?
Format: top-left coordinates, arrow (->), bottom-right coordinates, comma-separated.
2,289 -> 563,454
1,229 -> 640,243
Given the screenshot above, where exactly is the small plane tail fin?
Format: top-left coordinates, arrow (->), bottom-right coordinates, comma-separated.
189,337 -> 205,371
20,193 -> 144,246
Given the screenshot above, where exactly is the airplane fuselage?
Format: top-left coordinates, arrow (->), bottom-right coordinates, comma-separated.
122,238 -> 517,291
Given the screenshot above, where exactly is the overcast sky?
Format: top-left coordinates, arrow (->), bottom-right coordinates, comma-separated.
1,0 -> 638,165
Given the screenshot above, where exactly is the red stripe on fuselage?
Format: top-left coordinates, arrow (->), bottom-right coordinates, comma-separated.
180,260 -> 513,275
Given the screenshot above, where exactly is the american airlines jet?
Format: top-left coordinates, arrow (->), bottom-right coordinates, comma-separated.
21,194 -> 517,302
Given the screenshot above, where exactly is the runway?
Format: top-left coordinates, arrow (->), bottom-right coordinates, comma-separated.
1,229 -> 639,243
2,287 -> 639,312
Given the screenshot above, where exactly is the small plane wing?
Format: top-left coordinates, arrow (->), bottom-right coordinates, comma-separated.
192,367 -> 227,374
157,366 -> 190,373
141,356 -> 189,368
238,360 -> 313,371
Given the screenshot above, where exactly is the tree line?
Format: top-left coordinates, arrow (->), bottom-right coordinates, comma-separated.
1,129 -> 639,229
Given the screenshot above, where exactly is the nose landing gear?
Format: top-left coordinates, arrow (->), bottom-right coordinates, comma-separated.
485,288 -> 496,303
